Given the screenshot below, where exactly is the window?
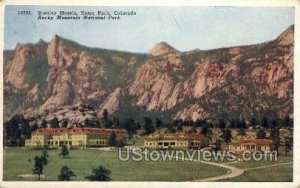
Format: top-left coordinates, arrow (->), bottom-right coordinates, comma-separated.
257,146 -> 261,150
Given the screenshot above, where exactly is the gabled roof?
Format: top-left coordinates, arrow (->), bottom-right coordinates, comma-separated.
146,133 -> 206,140
231,139 -> 273,146
33,128 -> 127,135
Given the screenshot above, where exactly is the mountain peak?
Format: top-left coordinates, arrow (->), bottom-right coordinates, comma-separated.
53,34 -> 61,39
149,41 -> 178,56
277,25 -> 294,46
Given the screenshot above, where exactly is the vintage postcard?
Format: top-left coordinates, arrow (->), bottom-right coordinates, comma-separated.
0,0 -> 299,188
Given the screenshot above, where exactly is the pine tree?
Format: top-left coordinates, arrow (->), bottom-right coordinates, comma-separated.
32,156 -> 44,180
85,166 -> 111,181
59,145 -> 69,158
218,119 -> 226,129
237,128 -> 247,140
142,117 -> 155,135
41,149 -> 48,165
123,118 -> 135,139
250,117 -> 257,128
107,132 -> 117,146
58,166 -> 76,181
284,136 -> 293,156
221,128 -> 232,144
270,127 -> 280,154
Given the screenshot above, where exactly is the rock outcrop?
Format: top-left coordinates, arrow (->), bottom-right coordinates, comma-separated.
6,40 -> 48,90
3,25 -> 294,125
149,42 -> 178,56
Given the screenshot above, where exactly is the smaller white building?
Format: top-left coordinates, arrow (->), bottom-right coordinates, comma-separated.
228,139 -> 274,152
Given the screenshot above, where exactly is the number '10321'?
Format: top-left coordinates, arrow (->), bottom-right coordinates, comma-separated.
18,11 -> 31,15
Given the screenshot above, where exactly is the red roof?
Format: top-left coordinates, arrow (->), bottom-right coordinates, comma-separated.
33,128 -> 127,135
232,139 -> 273,146
148,133 -> 206,140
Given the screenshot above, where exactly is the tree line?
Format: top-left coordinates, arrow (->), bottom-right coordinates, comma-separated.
4,109 -> 293,147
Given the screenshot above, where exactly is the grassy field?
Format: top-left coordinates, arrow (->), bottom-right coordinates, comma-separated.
222,163 -> 293,182
3,147 -> 227,181
221,152 -> 293,182
3,147 -> 293,182
230,155 -> 292,169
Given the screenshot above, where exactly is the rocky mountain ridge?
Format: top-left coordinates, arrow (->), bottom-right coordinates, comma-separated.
3,25 -> 294,128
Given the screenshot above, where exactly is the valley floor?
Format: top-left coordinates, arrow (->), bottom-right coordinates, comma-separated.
3,147 -> 293,182
3,147 -> 226,181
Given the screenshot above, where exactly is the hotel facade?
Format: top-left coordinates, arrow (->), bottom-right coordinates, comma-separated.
25,128 -> 127,148
145,133 -> 209,150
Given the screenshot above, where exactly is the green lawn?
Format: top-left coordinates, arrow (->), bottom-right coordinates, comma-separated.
220,152 -> 293,182
3,147 -> 227,181
222,163 -> 293,182
230,155 -> 293,169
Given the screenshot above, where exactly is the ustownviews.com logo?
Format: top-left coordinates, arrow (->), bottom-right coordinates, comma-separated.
117,148 -> 278,162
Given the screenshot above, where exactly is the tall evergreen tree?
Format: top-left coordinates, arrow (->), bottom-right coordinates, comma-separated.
41,119 -> 47,128
200,125 -> 210,137
250,117 -> 257,128
201,124 -> 212,141
32,156 -> 44,181
218,119 -> 226,129
261,117 -> 269,128
221,128 -> 232,144
123,118 -> 135,139
284,136 -> 293,156
270,127 -> 280,154
41,149 -> 49,165
107,132 -> 117,146
142,117 -> 155,135
112,116 -> 120,128
238,118 -> 246,129
103,109 -> 109,120
229,119 -> 238,128
213,139 -> 222,153
101,109 -> 113,128
283,116 -> 292,127
4,114 -> 31,146
269,118 -> 279,128
154,118 -> 163,129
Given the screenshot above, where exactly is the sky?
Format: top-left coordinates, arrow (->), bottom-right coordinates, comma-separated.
4,6 -> 294,53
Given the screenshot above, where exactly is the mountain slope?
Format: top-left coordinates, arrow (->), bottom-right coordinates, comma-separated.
3,25 -> 294,127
